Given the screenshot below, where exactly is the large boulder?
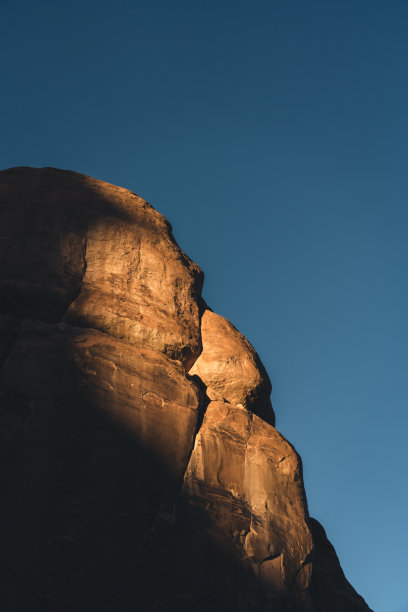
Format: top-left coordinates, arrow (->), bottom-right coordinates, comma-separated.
190,309 -> 274,424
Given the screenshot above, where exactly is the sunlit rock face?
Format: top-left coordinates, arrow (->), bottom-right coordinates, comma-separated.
182,401 -> 313,609
190,309 -> 275,424
0,167 -> 372,612
0,166 -> 203,369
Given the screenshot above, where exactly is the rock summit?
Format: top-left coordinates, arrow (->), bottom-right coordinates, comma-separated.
0,167 -> 372,612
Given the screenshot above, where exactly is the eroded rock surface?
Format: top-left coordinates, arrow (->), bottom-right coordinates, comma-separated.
0,167 -> 203,369
0,316 -> 201,479
182,401 -> 313,609
0,167 -> 372,612
190,309 -> 274,424
0,314 -> 201,610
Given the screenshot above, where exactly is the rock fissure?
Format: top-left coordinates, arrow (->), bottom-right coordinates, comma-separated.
261,552 -> 283,564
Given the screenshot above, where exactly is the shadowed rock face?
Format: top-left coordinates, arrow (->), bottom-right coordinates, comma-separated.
309,519 -> 374,612
0,167 -> 372,612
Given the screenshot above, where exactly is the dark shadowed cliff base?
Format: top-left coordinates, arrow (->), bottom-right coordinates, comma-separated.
0,167 -> 373,612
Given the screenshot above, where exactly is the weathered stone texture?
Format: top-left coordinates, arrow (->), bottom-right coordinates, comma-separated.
182,401 -> 313,608
0,316 -> 201,478
0,166 -> 203,369
0,314 -> 201,610
0,167 -> 373,612
190,309 -> 274,424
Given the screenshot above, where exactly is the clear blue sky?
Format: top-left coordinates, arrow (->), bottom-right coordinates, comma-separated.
1,2 -> 407,610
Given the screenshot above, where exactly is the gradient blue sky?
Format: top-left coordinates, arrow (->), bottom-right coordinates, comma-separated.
1,2 -> 407,610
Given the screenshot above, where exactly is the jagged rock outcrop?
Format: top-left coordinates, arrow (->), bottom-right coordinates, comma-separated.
0,167 -> 372,612
189,309 -> 275,424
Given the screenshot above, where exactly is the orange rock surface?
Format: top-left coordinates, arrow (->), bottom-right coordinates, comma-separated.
0,167 -> 203,369
190,309 -> 274,424
182,401 -> 313,608
0,167 -> 372,612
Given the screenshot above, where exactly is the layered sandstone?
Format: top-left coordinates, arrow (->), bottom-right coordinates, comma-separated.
0,167 -> 372,612
0,315 -> 202,610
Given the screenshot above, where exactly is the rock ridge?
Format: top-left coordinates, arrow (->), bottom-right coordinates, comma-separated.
0,167 -> 372,612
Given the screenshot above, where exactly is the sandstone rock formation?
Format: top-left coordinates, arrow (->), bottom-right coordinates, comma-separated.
0,316 -> 201,484
0,315 -> 202,611
0,167 -> 203,369
0,167 -> 372,612
182,401 -> 313,609
189,309 -> 274,424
